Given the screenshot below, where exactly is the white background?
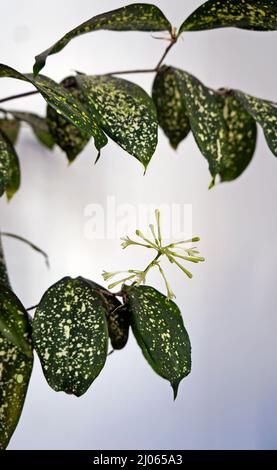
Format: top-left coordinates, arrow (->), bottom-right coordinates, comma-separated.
1,0 -> 277,449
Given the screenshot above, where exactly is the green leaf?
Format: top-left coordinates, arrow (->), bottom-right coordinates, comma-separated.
8,111 -> 54,149
234,91 -> 277,157
77,74 -> 158,170
124,285 -> 191,398
179,0 -> 277,34
33,4 -> 171,75
0,64 -> 108,157
32,276 -> 109,396
0,335 -> 33,449
0,284 -> 33,357
167,68 -> 257,182
78,278 -> 130,350
0,238 -> 9,287
47,77 -> 90,162
152,65 -> 190,149
0,119 -> 20,145
0,129 -> 20,200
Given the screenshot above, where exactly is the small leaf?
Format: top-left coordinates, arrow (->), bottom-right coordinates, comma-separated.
179,0 -> 277,34
124,285 -> 191,398
0,119 -> 20,145
152,65 -> 190,149
218,94 -> 257,181
34,4 -> 171,74
79,278 -> 130,350
0,284 -> 33,357
0,64 -> 108,156
0,130 -> 20,200
8,111 -> 54,149
47,77 -> 90,162
32,277 -> 109,396
0,335 -> 33,449
77,74 -> 158,170
234,91 -> 277,157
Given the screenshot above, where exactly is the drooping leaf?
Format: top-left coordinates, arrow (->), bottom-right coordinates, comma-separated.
32,276 -> 109,396
47,77 -> 90,162
0,129 -> 20,200
0,284 -> 33,357
77,278 -> 130,350
0,238 -> 9,287
0,335 -> 33,449
0,119 -> 20,145
8,111 -> 54,149
179,0 -> 277,34
218,94 -> 257,181
77,74 -> 158,169
167,68 -> 257,182
234,91 -> 277,157
123,285 -> 191,398
152,65 -> 190,149
34,4 -> 172,75
0,64 -> 108,156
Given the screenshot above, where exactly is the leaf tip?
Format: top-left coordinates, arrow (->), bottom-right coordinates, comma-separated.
171,381 -> 180,400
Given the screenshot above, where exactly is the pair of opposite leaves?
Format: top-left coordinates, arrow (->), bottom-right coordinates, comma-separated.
0,276 -> 191,448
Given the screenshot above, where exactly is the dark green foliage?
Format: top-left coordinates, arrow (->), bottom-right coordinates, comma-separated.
33,4 -> 171,75
77,74 -> 158,169
180,0 -> 277,34
0,130 -> 20,200
47,77 -> 90,162
32,277 -> 109,396
152,66 -> 191,149
0,120 -> 20,145
9,111 -> 54,149
123,285 -> 191,398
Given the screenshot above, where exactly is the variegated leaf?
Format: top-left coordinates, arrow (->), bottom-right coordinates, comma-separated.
234,91 -> 277,157
32,277 -> 109,396
179,0 -> 277,34
0,129 -> 20,200
77,74 -> 158,169
152,65 -> 190,149
47,77 -> 90,162
123,285 -> 191,398
0,64 -> 108,157
34,4 -> 171,75
0,119 -> 20,145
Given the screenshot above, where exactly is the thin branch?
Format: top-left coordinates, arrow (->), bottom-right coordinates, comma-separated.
0,90 -> 39,104
0,231 -> 49,268
155,38 -> 177,71
27,304 -> 38,311
104,67 -> 157,76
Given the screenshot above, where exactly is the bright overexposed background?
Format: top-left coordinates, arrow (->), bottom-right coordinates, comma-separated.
1,0 -> 276,450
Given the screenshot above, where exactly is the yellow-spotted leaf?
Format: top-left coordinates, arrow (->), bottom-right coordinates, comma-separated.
34,4 -> 171,75
124,285 -> 191,398
0,119 -> 20,145
179,0 -> 277,34
152,65 -> 190,149
77,74 -> 158,170
47,77 -> 90,162
8,111 -> 54,149
234,91 -> 277,157
32,277 -> 109,396
0,130 -> 20,200
0,64 -> 108,157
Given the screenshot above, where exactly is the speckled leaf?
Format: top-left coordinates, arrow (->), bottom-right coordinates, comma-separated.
0,238 -> 9,287
218,94 -> 257,181
79,278 -> 130,350
47,77 -> 90,162
8,111 -> 54,149
179,0 -> 277,34
0,130 -> 20,200
234,91 -> 277,157
152,65 -> 190,149
32,276 -> 109,396
0,64 -> 108,156
0,284 -> 33,357
124,285 -> 191,398
77,74 -> 158,169
34,4 -> 171,75
0,120 -> 20,145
